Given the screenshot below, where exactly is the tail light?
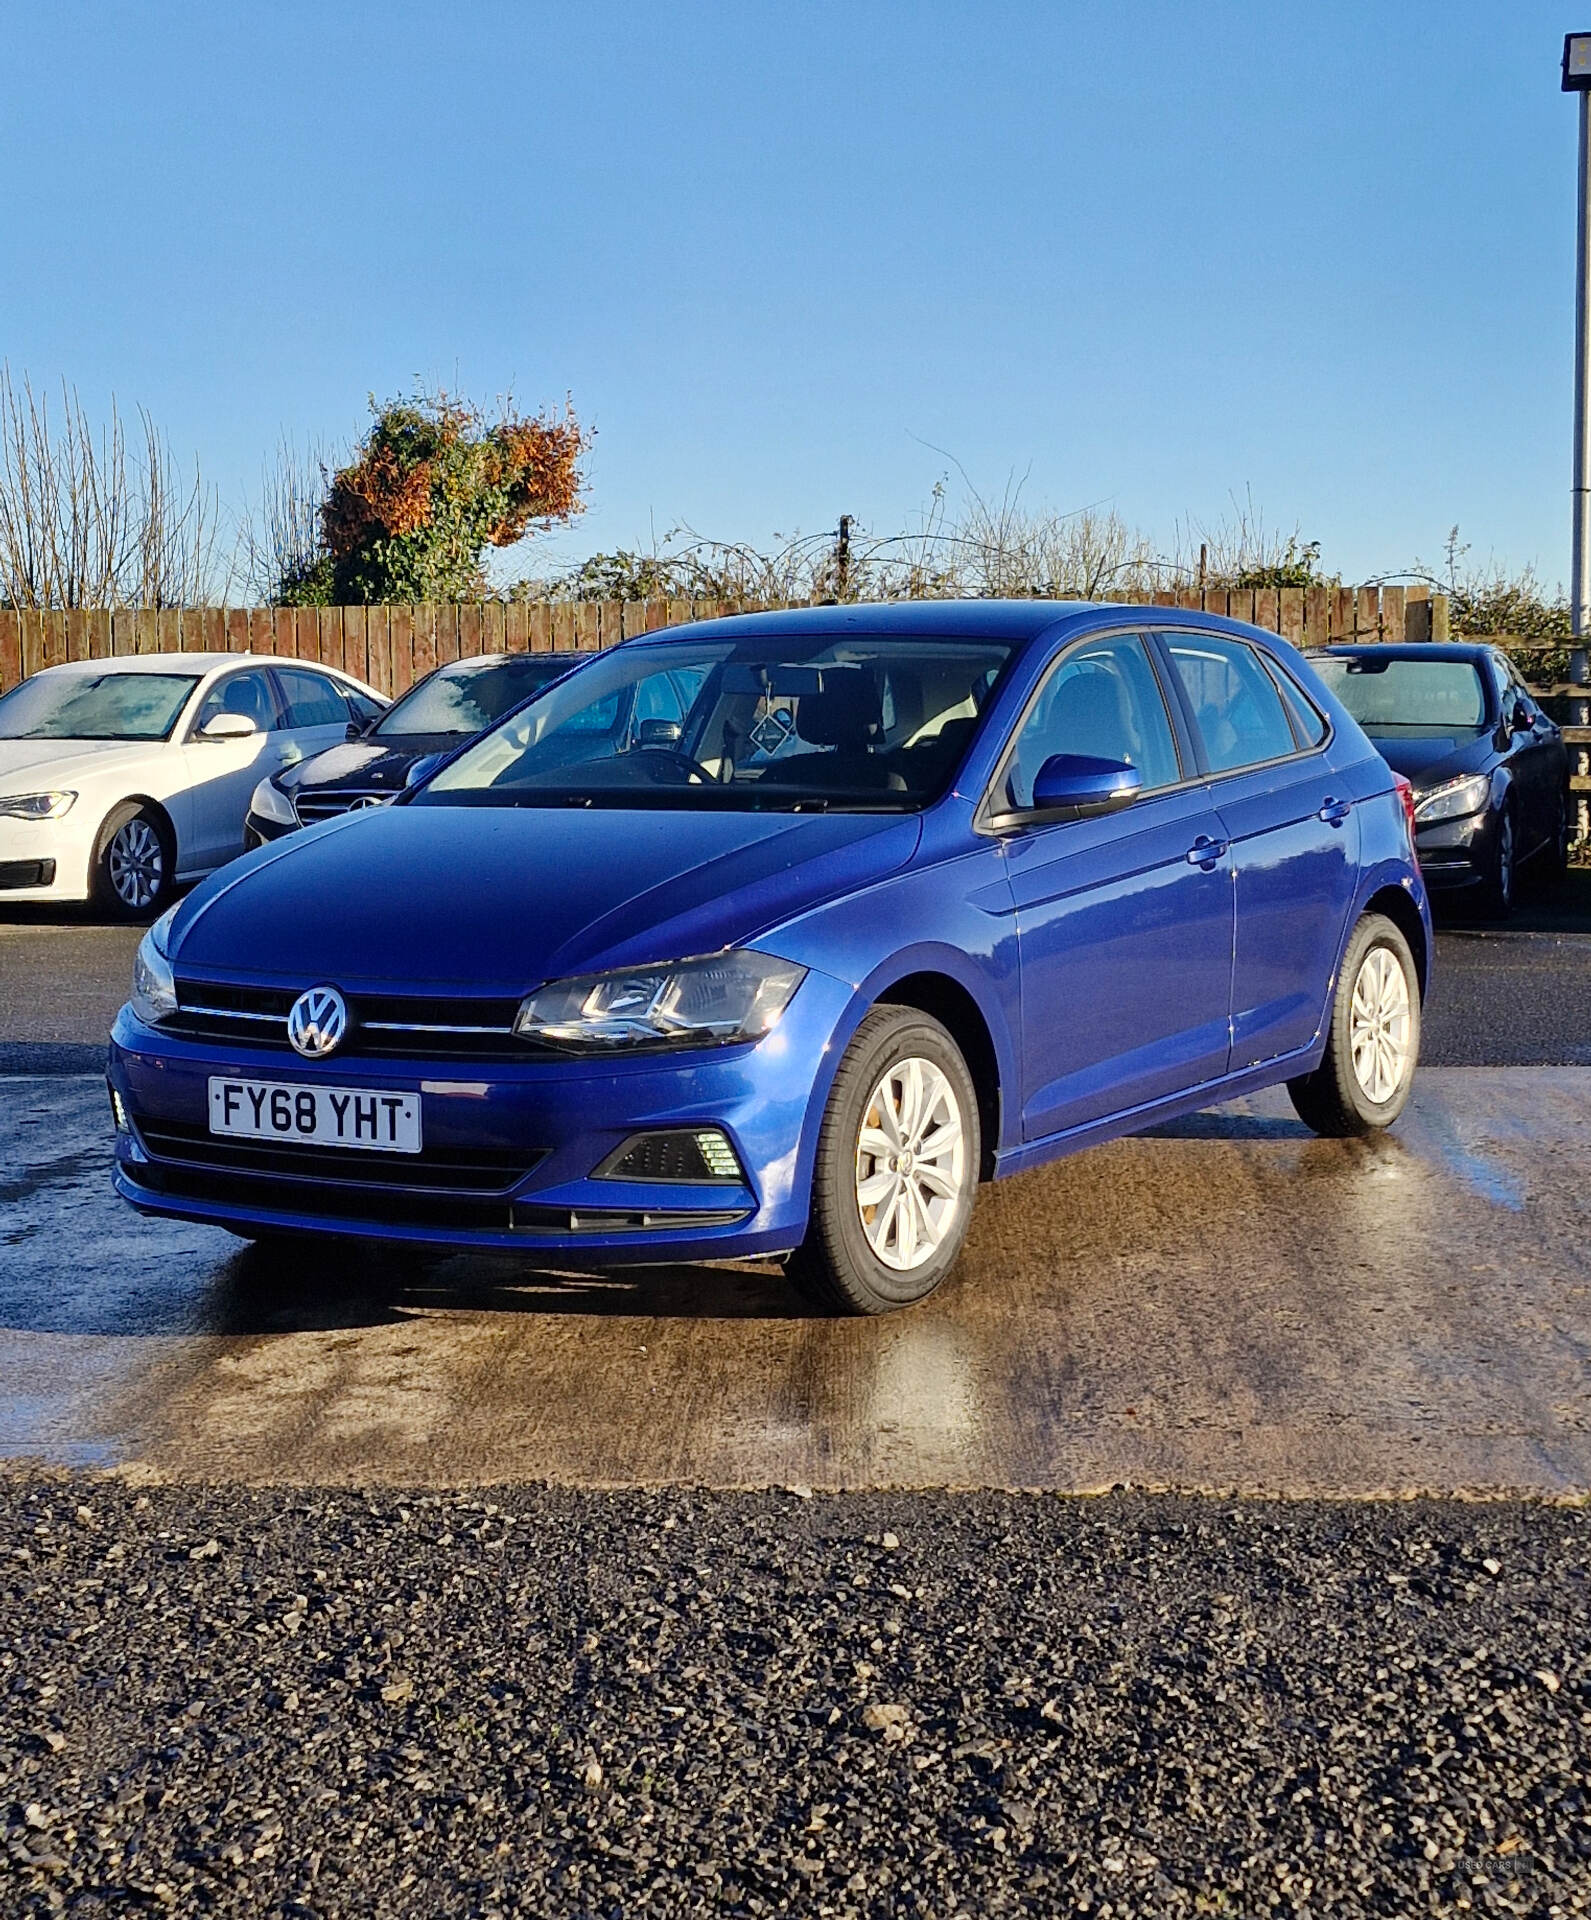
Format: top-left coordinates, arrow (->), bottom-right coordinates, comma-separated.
1393,773 -> 1417,847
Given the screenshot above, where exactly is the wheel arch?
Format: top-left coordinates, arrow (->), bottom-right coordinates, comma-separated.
1362,883 -> 1429,1002
88,794 -> 179,895
872,969 -> 1003,1181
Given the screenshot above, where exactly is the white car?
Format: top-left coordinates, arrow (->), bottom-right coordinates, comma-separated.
0,653 -> 387,916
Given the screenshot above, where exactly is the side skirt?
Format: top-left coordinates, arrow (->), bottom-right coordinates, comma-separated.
991,1039 -> 1329,1181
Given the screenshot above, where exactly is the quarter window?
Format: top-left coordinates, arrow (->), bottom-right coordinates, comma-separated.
1265,659 -> 1328,748
1166,636 -> 1298,773
1003,635 -> 1181,810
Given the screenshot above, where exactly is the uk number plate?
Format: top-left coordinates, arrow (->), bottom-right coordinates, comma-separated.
208,1077 -> 422,1153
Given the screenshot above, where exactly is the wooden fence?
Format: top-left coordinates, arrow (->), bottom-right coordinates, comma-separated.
0,586 -> 1456,700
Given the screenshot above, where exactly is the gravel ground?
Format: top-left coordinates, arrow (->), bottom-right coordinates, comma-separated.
2,1483 -> 1587,1918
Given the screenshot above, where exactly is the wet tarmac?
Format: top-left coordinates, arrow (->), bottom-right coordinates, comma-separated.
3,1066 -> 1588,1496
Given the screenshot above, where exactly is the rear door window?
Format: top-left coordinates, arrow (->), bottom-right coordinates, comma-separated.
1165,636 -> 1299,773
275,667 -> 353,728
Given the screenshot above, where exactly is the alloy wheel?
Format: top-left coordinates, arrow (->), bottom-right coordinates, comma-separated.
1348,945 -> 1412,1106
853,1055 -> 967,1271
108,817 -> 165,910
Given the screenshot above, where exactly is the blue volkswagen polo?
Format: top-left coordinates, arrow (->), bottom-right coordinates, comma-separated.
110,603 -> 1431,1313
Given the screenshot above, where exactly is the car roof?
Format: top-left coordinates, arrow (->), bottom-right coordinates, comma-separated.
30,651 -> 365,677
1311,642 -> 1500,664
624,599 -> 1103,647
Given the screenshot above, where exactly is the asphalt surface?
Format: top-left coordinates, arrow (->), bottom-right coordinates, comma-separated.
2,895 -> 1591,1493
3,1480 -> 1588,1919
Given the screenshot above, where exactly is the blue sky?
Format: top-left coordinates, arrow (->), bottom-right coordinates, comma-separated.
1,1 -> 1582,589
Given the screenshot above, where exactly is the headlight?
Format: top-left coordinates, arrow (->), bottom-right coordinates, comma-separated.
249,776 -> 299,827
1412,772 -> 1491,825
0,790 -> 75,821
129,906 -> 180,1025
515,950 -> 807,1052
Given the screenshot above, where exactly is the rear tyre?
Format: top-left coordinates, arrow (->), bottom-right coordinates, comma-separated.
1475,801 -> 1516,920
91,802 -> 175,920
787,1006 -> 981,1315
1287,912 -> 1420,1138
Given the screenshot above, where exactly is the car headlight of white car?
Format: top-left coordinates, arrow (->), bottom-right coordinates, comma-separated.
249,776 -> 299,828
0,790 -> 76,821
130,905 -> 180,1025
514,951 -> 806,1052
1412,772 -> 1491,825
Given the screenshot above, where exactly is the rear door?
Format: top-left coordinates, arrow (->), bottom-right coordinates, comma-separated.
999,632 -> 1235,1140
272,666 -> 360,771
1159,631 -> 1359,1072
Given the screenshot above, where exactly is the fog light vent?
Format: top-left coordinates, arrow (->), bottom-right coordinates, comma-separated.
598,1128 -> 744,1184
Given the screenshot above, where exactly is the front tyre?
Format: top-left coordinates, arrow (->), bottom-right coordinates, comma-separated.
1287,912 -> 1420,1138
92,802 -> 174,919
1476,800 -> 1516,920
788,1006 -> 981,1315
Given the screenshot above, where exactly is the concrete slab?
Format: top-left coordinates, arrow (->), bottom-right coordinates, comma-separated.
2,1068 -> 1588,1496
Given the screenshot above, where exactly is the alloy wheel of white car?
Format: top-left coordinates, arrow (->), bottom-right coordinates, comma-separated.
853,1055 -> 967,1271
1348,944 -> 1411,1106
106,815 -> 166,911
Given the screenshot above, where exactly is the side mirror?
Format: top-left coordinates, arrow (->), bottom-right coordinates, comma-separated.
345,719 -> 366,742
636,717 -> 683,748
1510,698 -> 1533,733
198,712 -> 259,742
403,752 -> 442,789
1029,753 -> 1142,817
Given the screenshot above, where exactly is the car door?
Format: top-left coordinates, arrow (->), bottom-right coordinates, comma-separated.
182,667 -> 289,868
998,632 -> 1235,1141
272,667 -> 362,770
1159,631 -> 1360,1073
1496,651 -> 1561,855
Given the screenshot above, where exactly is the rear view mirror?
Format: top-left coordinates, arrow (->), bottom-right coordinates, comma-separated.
1030,753 -> 1142,817
198,712 -> 259,742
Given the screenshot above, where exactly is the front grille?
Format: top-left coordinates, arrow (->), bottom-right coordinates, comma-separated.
136,1117 -> 543,1193
295,790 -> 395,822
171,980 -> 528,1059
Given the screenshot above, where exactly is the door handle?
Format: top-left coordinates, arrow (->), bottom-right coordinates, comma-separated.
1185,835 -> 1229,868
1318,797 -> 1352,827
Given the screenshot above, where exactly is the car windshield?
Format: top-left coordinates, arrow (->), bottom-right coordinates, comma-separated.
0,671 -> 200,741
412,633 -> 1012,812
1314,656 -> 1487,730
375,657 -> 571,738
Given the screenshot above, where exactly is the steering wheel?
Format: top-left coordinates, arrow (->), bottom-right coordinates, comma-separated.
633,746 -> 717,785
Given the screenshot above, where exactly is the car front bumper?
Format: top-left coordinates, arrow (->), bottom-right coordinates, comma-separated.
0,816 -> 89,901
108,965 -> 856,1261
243,809 -> 298,852
1413,807 -> 1496,890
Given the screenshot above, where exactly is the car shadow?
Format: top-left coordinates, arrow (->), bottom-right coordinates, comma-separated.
196,1237 -> 820,1334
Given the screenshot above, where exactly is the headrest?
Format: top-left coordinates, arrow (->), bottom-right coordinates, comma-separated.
796,671 -> 882,749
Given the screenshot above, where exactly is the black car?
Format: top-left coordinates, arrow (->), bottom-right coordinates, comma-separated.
245,652 -> 587,846
1311,642 -> 1570,916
